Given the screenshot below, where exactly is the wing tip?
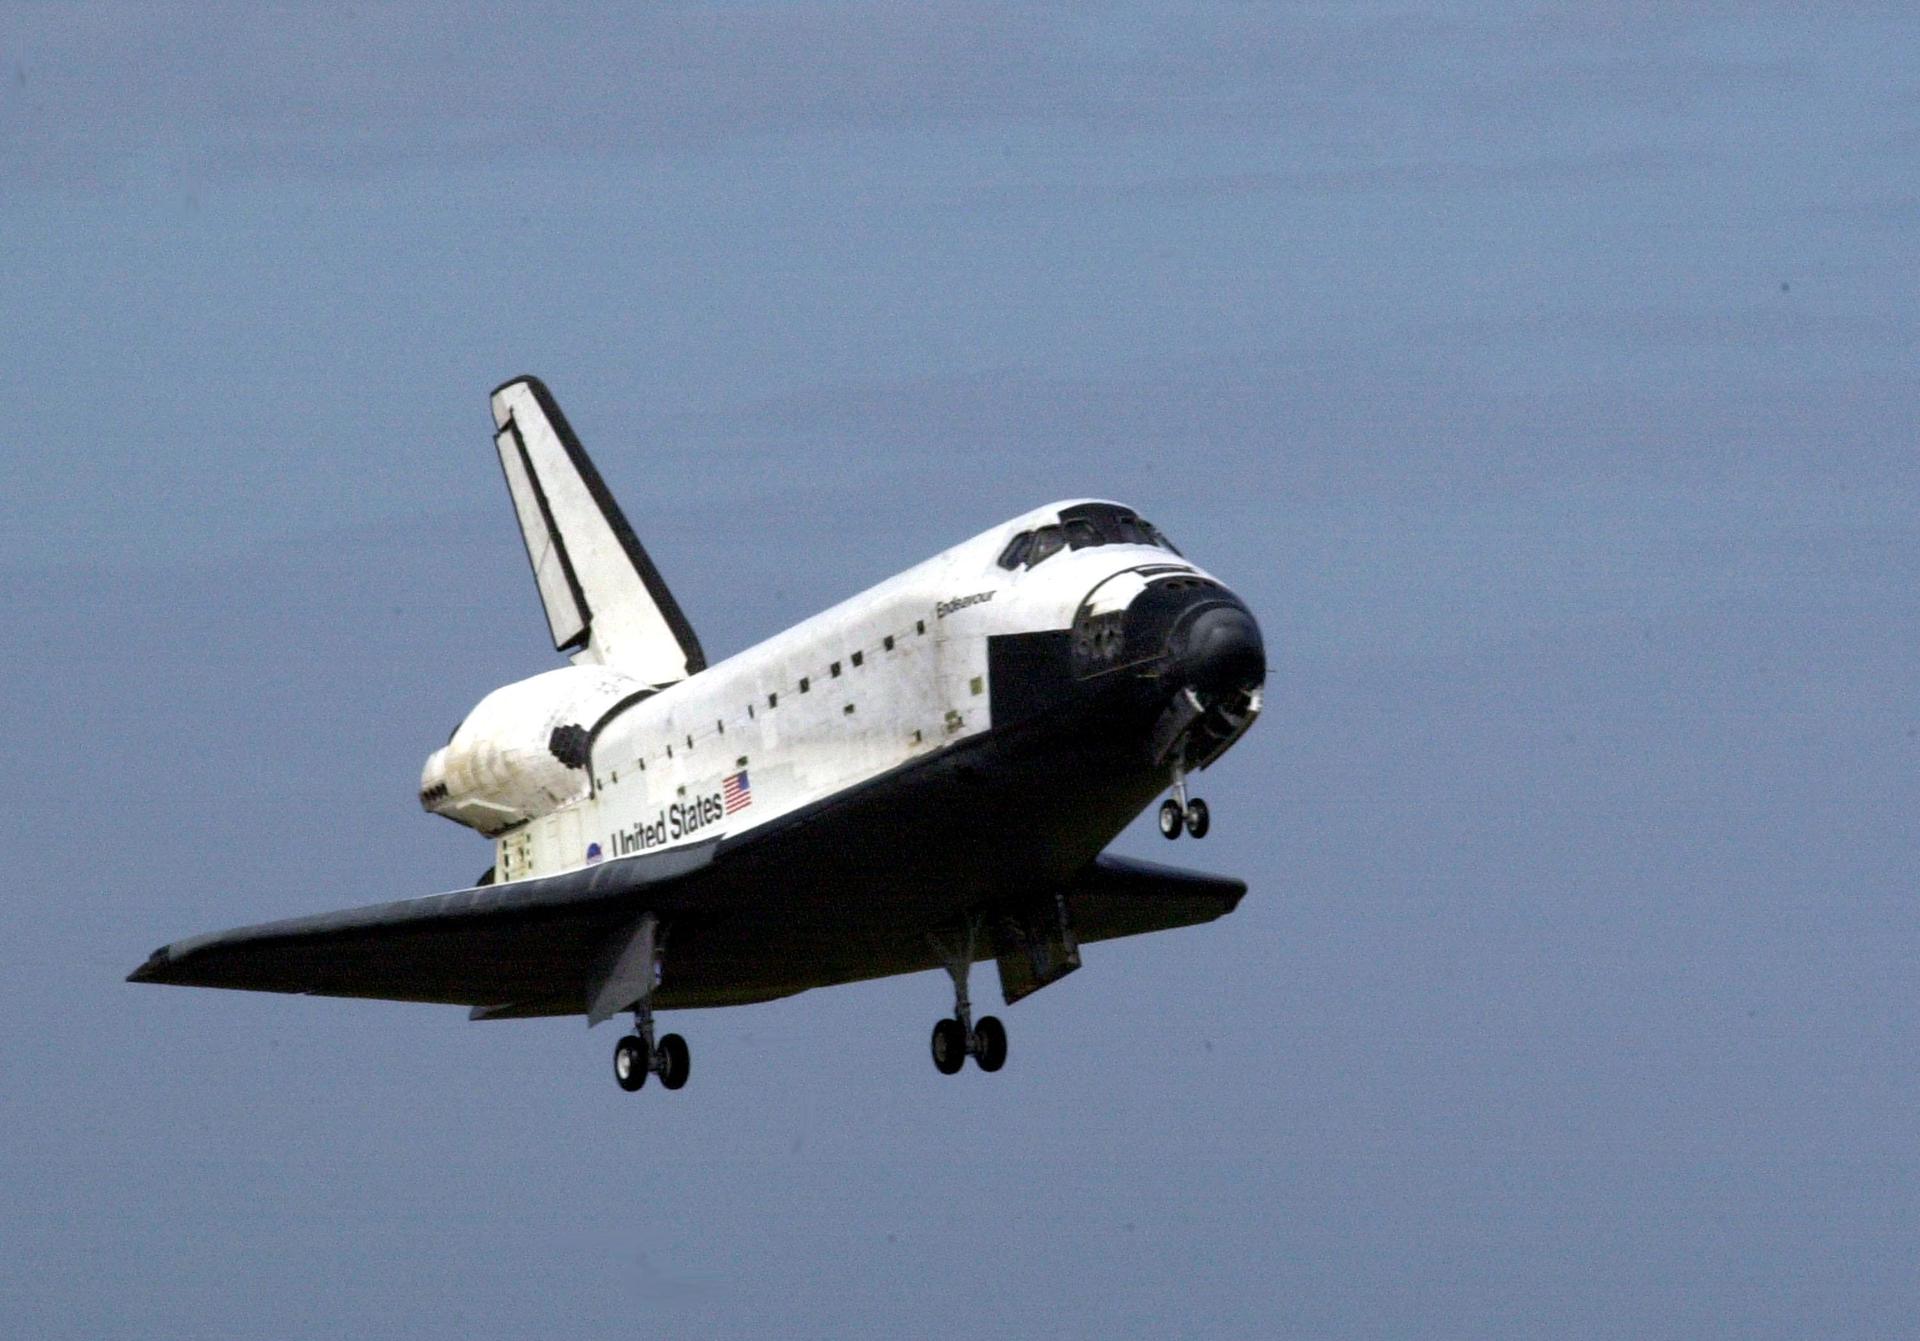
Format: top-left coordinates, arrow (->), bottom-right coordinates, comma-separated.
127,944 -> 174,984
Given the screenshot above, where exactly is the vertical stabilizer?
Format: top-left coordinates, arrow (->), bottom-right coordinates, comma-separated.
489,376 -> 706,682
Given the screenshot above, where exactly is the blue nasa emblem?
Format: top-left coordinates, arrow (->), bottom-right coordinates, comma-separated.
586,842 -> 604,864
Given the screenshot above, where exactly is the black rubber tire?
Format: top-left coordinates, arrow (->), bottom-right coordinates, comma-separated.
931,1018 -> 967,1074
973,1015 -> 1008,1072
656,1033 -> 691,1091
1185,796 -> 1211,839
1159,799 -> 1184,840
614,1035 -> 648,1091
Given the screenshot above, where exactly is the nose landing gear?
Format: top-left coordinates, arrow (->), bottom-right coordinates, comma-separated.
1159,770 -> 1210,840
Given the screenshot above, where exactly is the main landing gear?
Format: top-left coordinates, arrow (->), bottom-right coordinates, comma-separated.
608,913 -> 690,1092
1158,768 -> 1210,840
614,1004 -> 690,1092
929,921 -> 1008,1075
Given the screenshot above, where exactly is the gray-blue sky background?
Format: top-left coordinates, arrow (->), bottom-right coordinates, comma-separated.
3,4 -> 1916,1336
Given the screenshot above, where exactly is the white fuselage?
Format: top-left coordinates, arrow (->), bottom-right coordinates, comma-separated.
468,501 -> 1213,883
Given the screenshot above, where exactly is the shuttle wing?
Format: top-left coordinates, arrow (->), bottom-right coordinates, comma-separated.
127,842 -> 721,1010
491,376 -> 705,682
126,845 -> 1243,1021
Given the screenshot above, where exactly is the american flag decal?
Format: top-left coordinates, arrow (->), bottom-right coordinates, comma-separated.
722,769 -> 752,814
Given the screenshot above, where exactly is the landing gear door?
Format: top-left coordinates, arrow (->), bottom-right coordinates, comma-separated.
994,892 -> 1081,1005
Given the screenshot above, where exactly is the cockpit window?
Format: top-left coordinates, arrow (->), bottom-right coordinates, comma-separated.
1025,525 -> 1066,566
999,509 -> 1180,571
1138,519 -> 1181,555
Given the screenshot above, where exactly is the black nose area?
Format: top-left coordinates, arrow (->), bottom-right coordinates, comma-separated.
1170,602 -> 1265,693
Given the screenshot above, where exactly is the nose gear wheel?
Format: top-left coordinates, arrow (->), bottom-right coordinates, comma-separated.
1159,799 -> 1184,838
1159,769 -> 1211,840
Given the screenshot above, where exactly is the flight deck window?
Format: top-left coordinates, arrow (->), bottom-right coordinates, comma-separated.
1140,520 -> 1182,555
1007,513 -> 1180,569
1024,526 -> 1065,567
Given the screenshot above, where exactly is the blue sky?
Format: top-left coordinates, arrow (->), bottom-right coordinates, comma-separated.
4,5 -> 1917,1337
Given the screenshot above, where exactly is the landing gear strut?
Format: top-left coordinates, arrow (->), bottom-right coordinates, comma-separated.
608,913 -> 691,1092
1159,767 -> 1210,840
929,920 -> 1007,1074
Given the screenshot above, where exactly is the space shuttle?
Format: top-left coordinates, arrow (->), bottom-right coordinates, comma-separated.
131,376 -> 1267,1091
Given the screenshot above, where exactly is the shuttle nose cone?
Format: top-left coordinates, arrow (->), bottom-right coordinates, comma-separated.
1169,602 -> 1265,694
